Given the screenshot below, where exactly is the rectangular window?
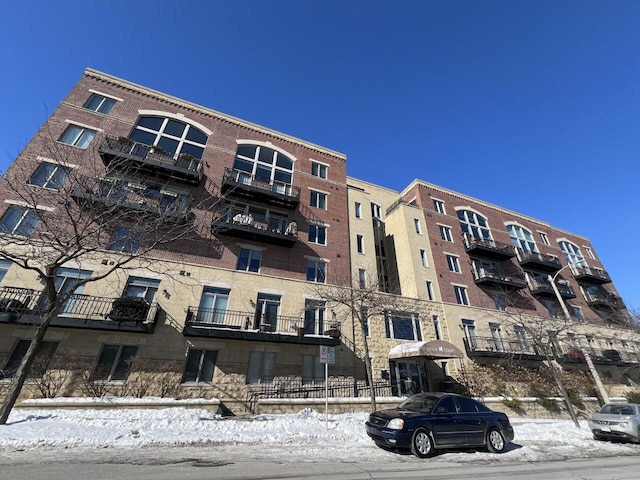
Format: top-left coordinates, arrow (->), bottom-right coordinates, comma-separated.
358,268 -> 367,289
84,93 -> 116,114
420,249 -> 428,267
433,199 -> 446,214
543,300 -> 559,318
304,299 -> 325,334
28,162 -> 70,190
439,225 -> 453,242
0,259 -> 12,282
107,226 -> 141,253
385,312 -> 422,341
584,247 -> 595,259
425,281 -> 434,300
196,287 -> 229,324
237,248 -> 262,272
310,190 -> 327,210
446,254 -> 461,273
59,124 -> 96,149
433,315 -> 442,340
570,305 -> 585,323
182,349 -> 217,383
414,219 -> 422,235
491,293 -> 506,311
539,232 -> 550,245
247,351 -> 275,384
356,234 -> 364,253
306,259 -> 326,283
302,354 -> 324,384
354,202 -> 362,219
311,161 -> 328,179
371,203 -> 381,219
362,307 -> 369,337
93,344 -> 138,381
0,206 -> 40,237
454,286 -> 469,305
308,224 -> 327,245
3,339 -> 58,379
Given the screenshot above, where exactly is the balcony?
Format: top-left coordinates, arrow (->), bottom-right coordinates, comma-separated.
516,250 -> 562,273
183,307 -> 341,346
211,207 -> 298,247
584,290 -> 625,309
463,234 -> 516,260
560,346 -> 632,365
0,287 -> 158,333
98,136 -> 202,185
463,336 -> 544,360
528,277 -> 576,299
71,177 -> 193,223
221,167 -> 300,210
471,265 -> 527,290
571,265 -> 612,284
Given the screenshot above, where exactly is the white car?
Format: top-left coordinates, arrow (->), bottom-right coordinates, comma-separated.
588,403 -> 640,443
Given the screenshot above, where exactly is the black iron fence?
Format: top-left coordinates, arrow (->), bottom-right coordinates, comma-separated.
248,376 -> 393,402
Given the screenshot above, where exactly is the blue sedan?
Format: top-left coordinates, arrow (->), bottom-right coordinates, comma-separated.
365,392 -> 514,457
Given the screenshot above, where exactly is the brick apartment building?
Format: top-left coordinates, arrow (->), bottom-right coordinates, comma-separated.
0,69 -> 637,412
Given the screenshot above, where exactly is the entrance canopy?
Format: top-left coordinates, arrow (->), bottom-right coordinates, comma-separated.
389,340 -> 464,360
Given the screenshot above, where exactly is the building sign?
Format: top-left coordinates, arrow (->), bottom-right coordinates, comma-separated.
319,345 -> 335,364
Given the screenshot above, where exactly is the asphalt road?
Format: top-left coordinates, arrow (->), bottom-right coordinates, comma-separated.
2,447 -> 640,480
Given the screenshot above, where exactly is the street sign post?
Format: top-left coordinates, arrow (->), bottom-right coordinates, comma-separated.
319,346 -> 335,429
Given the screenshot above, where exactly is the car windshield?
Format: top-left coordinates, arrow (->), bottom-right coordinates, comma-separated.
397,395 -> 439,413
599,404 -> 637,415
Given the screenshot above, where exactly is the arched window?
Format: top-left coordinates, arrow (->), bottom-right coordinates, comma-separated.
507,224 -> 538,253
129,116 -> 208,159
233,143 -> 294,194
457,209 -> 491,240
559,240 -> 586,266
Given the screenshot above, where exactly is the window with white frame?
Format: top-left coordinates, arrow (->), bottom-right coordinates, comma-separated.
462,319 -> 477,347
433,199 -> 446,214
425,280 -> 434,300
107,226 -> 141,253
433,315 -> 442,340
439,225 -> 453,242
129,116 -> 208,160
371,203 -> 382,219
358,269 -> 366,289
310,190 -> 327,210
570,305 -> 585,323
0,206 -> 40,237
356,234 -> 364,253
446,254 -> 461,273
539,232 -> 550,245
182,349 -> 217,383
311,161 -> 327,179
93,344 -> 138,381
237,247 -> 262,272
420,249 -> 428,267
308,224 -> 327,245
246,351 -> 275,384
354,202 -> 362,218
584,246 -> 595,259
559,240 -> 587,267
28,162 -> 71,190
457,209 -> 491,239
454,285 -> 469,305
304,299 -> 325,334
83,93 -> 116,114
122,276 -> 160,305
195,287 -> 229,324
232,143 -> 294,193
507,224 -> 538,253
514,325 -> 529,350
414,219 -> 422,234
490,323 -> 504,351
307,259 -> 326,283
384,311 -> 422,341
59,124 -> 96,149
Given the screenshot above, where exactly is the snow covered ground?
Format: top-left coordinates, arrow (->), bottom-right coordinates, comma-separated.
1,398 -> 639,464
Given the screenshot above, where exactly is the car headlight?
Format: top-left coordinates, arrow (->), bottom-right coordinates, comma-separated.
618,423 -> 628,428
387,418 -> 405,430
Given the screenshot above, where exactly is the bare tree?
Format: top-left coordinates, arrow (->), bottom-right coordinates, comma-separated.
306,267 -> 429,412
0,131 -> 222,424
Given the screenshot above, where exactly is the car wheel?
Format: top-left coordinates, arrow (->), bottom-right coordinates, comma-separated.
593,433 -> 603,441
411,427 -> 434,458
487,427 -> 507,453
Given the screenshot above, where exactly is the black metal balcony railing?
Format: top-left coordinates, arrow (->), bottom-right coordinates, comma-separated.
561,345 -> 637,364
463,234 -> 516,260
584,290 -> 625,309
528,277 -> 576,299
471,265 -> 527,289
72,177 -> 192,221
98,136 -> 202,184
221,167 -> 300,209
185,307 -> 341,338
571,265 -> 612,284
516,250 -> 562,272
211,207 -> 298,247
464,336 -> 541,357
0,286 -> 158,324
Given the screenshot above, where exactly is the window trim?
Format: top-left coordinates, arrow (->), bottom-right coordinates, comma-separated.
310,160 -> 329,179
438,224 -> 453,242
433,198 -> 446,215
309,189 -> 328,210
445,253 -> 461,273
453,285 -> 469,305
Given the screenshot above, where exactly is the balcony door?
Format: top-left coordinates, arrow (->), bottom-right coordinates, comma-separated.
197,287 -> 229,324
254,293 -> 280,332
40,267 -> 93,315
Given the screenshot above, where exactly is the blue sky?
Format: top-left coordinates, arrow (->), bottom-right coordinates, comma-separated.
1,1 -> 638,310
